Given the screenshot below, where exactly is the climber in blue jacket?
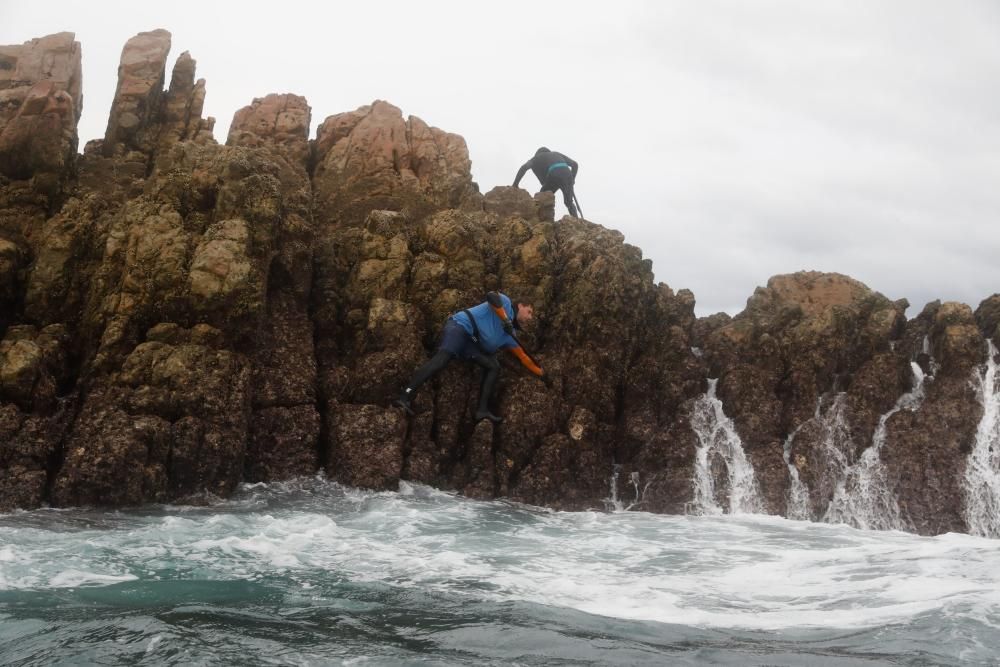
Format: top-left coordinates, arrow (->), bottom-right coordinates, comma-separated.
394,292 -> 549,423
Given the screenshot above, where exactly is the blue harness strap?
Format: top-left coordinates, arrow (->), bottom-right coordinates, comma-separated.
546,162 -> 570,175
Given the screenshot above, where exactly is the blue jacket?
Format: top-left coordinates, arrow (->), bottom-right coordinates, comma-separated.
451,294 -> 518,354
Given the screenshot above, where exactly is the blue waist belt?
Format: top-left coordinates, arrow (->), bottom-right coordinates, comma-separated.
546,162 -> 570,175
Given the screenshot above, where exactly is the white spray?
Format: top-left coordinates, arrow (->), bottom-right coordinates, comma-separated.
963,340 -> 1000,537
824,363 -> 926,531
783,393 -> 854,521
783,419 -> 812,521
605,466 -> 645,512
689,379 -> 765,515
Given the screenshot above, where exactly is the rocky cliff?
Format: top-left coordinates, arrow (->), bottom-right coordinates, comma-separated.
1,30 -> 997,536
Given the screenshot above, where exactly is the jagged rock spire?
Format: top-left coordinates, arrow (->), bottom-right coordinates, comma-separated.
103,29 -> 213,158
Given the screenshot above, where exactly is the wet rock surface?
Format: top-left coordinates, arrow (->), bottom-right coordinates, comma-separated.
0,29 -> 996,537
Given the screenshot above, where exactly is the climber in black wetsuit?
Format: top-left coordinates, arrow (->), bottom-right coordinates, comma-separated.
513,147 -> 579,218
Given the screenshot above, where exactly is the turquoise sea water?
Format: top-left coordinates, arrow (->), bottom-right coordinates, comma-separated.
1,477 -> 998,665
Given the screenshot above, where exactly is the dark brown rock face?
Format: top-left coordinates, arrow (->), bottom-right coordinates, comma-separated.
701,272 -> 910,514
975,294 -> 1000,344
0,30 -> 703,515
0,29 -> 997,538
307,185 -> 702,502
880,303 -> 984,534
688,272 -> 990,534
0,323 -> 73,508
51,324 -> 252,506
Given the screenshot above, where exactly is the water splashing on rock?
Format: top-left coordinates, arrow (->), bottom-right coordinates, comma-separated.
689,379 -> 764,515
824,363 -> 926,531
605,466 -> 645,512
784,393 -> 855,521
963,340 -> 1000,537
783,421 -> 812,521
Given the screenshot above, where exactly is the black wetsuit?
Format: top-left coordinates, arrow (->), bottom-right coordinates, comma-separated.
513,150 -> 579,217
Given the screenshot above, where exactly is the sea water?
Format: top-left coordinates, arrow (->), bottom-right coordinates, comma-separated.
1,477 -> 998,665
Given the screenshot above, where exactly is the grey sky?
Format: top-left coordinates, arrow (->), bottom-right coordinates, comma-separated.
3,0 -> 999,315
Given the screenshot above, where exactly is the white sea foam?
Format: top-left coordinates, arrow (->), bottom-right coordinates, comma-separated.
48,570 -> 138,588
144,635 -> 163,656
2,479 -> 999,634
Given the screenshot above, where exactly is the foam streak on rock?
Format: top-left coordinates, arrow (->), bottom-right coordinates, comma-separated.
783,417 -> 813,521
963,341 -> 1000,537
824,363 -> 926,531
689,380 -> 764,515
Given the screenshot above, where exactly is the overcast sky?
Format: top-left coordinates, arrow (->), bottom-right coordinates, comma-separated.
3,0 -> 999,315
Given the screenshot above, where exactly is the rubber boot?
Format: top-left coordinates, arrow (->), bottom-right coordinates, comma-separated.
475,360 -> 501,423
393,387 -> 415,416
475,409 -> 502,424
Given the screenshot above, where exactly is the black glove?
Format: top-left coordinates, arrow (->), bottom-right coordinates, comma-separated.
502,319 -> 514,336
541,372 -> 554,389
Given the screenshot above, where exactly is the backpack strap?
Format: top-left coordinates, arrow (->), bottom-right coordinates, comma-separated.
462,309 -> 483,347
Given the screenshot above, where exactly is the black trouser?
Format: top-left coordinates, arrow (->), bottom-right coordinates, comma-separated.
541,168 -> 577,217
404,350 -> 501,413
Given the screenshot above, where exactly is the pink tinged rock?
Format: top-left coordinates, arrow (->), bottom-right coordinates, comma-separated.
312,100 -> 475,225
0,42 -> 81,179
226,93 -> 311,169
188,219 -> 253,298
227,94 -> 311,147
313,104 -> 371,156
104,29 -> 172,155
0,32 -> 82,119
